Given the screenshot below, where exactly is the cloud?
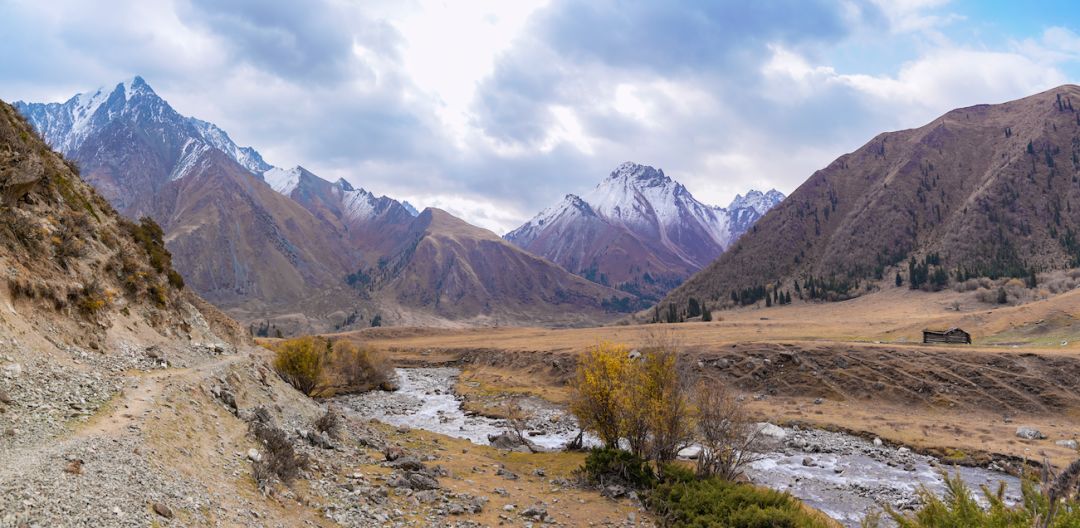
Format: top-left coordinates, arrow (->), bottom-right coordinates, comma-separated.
1,0 -> 1079,235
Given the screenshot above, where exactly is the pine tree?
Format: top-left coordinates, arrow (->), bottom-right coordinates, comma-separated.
701,304 -> 712,322
765,294 -> 772,308
895,272 -> 903,287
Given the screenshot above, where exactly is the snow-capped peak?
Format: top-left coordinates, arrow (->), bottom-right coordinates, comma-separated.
506,161 -> 785,270
728,188 -> 785,215
120,75 -> 154,101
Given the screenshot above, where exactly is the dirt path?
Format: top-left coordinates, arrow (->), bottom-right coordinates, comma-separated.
77,353 -> 246,438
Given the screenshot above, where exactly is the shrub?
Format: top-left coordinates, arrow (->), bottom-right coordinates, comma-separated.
330,340 -> 393,392
272,336 -> 325,396
313,407 -> 341,440
249,416 -> 309,489
648,477 -> 833,528
569,341 -> 630,448
865,471 -> 1080,527
623,338 -> 694,469
695,381 -> 764,481
76,280 -> 111,316
166,269 -> 184,290
580,448 -> 656,490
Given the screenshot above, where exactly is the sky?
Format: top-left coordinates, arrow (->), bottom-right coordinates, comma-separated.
3,0 -> 1080,234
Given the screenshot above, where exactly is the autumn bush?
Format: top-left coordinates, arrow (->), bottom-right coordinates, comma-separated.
269,337 -> 395,397
329,340 -> 394,393
272,336 -> 325,396
569,335 -> 694,473
569,341 -> 629,448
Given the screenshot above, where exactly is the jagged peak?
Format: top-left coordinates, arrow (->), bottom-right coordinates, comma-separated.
605,161 -> 669,185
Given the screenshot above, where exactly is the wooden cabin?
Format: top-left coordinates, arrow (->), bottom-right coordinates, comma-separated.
922,328 -> 971,344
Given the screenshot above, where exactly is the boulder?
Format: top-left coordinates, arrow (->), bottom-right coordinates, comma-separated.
1016,427 -> 1047,440
1055,439 -> 1079,450
152,502 -> 174,519
755,423 -> 787,441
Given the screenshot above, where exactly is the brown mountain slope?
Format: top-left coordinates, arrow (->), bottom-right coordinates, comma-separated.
358,208 -> 639,326
151,150 -> 355,313
662,84 -> 1080,312
278,166 -> 416,262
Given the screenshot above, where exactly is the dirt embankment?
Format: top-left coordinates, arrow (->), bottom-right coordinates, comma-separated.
380,341 -> 1080,417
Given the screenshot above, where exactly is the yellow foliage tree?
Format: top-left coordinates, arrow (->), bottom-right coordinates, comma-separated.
272,336 -> 325,396
569,341 -> 630,448
622,340 -> 694,468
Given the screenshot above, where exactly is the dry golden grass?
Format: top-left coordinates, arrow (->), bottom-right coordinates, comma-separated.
333,286 -> 1080,469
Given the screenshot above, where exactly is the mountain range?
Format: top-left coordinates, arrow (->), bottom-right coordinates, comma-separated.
660,84 -> 1080,315
14,77 -> 638,331
506,162 -> 782,301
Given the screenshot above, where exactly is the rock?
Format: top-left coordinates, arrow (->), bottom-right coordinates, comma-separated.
627,350 -> 641,360
152,502 -> 174,519
414,490 -> 439,503
873,437 -> 883,447
487,431 -> 535,451
522,504 -> 548,520
601,485 -> 627,499
678,445 -> 702,459
897,447 -> 910,455
380,379 -> 400,392
756,423 -> 787,441
495,467 -> 518,480
503,504 -> 516,512
389,457 -> 425,472
0,390 -> 10,405
447,503 -> 466,515
802,457 -> 814,467
247,448 -> 262,462
384,446 -> 404,461
1,362 -> 22,378
532,468 -> 545,477
64,459 -> 83,475
813,398 -> 824,405
405,472 -> 440,491
1016,427 -> 1047,440
1055,439 -> 1079,450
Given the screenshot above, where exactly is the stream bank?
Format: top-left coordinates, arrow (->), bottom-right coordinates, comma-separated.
337,367 -> 1021,527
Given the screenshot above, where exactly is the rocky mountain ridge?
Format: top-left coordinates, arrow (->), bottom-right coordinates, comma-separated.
506,162 -> 783,301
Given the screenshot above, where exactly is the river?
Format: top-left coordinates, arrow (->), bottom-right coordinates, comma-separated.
336,367 -> 1022,527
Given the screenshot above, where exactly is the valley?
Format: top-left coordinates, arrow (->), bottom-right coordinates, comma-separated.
6,7 -> 1080,525
337,283 -> 1080,472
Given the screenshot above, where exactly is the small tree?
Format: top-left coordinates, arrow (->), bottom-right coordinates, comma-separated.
694,381 -> 764,480
569,342 -> 630,448
272,336 -> 324,395
688,297 -> 701,318
701,304 -> 712,322
895,272 -> 903,287
505,397 -> 536,453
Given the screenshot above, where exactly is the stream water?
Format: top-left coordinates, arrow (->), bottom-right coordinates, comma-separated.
336,367 -> 1022,527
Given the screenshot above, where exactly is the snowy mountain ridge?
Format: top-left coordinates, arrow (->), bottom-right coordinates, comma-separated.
505,162 -> 783,300
15,76 -> 414,225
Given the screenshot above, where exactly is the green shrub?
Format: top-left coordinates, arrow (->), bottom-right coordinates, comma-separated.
166,269 -> 184,289
581,448 -> 656,489
648,477 -> 832,528
866,471 -> 1080,528
272,337 -> 325,396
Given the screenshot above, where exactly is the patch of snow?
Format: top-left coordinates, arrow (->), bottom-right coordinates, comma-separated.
262,166 -> 302,195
